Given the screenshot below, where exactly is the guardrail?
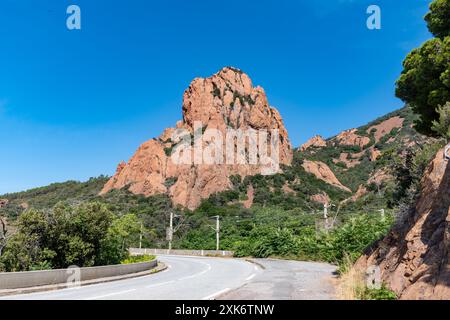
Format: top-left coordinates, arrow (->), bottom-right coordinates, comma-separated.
0,260 -> 157,291
130,248 -> 234,257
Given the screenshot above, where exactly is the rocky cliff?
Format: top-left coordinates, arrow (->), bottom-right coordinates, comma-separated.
355,146 -> 450,300
100,67 -> 293,210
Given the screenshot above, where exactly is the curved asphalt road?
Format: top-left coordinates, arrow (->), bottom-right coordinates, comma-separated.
1,255 -> 336,300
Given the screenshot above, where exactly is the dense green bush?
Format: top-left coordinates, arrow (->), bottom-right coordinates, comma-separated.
234,212 -> 393,266
0,202 -> 142,272
358,286 -> 397,300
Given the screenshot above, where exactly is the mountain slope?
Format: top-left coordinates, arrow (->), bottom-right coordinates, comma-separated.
355,146 -> 449,299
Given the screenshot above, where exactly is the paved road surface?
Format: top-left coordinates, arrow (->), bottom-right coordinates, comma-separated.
219,259 -> 337,300
1,255 -> 336,300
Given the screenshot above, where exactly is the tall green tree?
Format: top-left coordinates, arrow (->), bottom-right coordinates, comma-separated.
396,0 -> 450,136
424,0 -> 450,38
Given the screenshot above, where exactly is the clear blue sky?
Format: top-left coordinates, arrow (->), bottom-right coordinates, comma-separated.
0,0 -> 432,194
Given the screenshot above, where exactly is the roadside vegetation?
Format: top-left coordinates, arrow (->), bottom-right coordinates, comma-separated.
0,202 -> 143,272
121,254 -> 155,264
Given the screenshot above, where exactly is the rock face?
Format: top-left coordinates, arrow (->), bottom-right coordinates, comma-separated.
369,148 -> 382,162
355,146 -> 450,300
0,199 -> 8,208
310,192 -> 331,205
302,160 -> 351,193
333,152 -> 361,168
367,169 -> 392,187
300,135 -> 327,151
335,129 -> 370,149
101,67 -> 293,210
368,116 -> 404,143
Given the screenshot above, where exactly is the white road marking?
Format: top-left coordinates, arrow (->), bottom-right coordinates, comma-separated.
84,289 -> 136,300
246,273 -> 256,281
202,288 -> 230,300
178,263 -> 212,281
254,266 -> 259,271
145,280 -> 175,289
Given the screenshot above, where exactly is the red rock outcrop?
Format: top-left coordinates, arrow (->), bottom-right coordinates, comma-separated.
101,67 -> 293,210
335,129 -> 370,149
0,199 -> 8,208
302,160 -> 352,192
355,146 -> 450,300
368,116 -> 404,143
300,135 -> 327,151
370,148 -> 382,162
367,169 -> 392,186
333,152 -> 361,168
242,184 -> 254,209
310,192 -> 331,205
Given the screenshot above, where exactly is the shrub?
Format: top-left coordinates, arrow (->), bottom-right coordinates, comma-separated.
121,255 -> 155,264
358,286 -> 397,300
0,202 -> 142,271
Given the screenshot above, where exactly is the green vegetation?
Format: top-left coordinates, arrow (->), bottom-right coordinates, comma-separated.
424,0 -> 450,39
0,202 -> 142,272
232,211 -> 393,267
396,0 -> 450,135
0,176 -> 109,219
357,286 -> 397,300
121,254 -> 155,264
432,102 -> 450,140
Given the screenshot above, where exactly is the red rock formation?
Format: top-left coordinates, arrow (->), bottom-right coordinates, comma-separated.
333,152 -> 361,168
355,146 -> 450,300
370,148 -> 382,162
101,67 -> 293,210
242,184 -> 254,209
300,135 -> 327,151
310,192 -> 331,205
0,199 -> 8,208
368,116 -> 404,143
335,129 -> 370,149
367,169 -> 392,186
302,160 -> 352,192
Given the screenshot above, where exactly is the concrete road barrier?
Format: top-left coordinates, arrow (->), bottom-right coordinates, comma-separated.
0,260 -> 157,290
130,248 -> 234,257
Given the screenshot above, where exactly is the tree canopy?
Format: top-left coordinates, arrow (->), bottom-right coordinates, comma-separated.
0,202 -> 141,272
396,0 -> 450,136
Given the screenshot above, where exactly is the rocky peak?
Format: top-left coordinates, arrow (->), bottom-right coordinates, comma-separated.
335,129 -> 370,149
300,135 -> 327,151
101,67 -> 293,210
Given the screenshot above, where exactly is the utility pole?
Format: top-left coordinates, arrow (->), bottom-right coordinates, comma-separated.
139,222 -> 143,249
215,215 -> 220,251
323,203 -> 335,231
379,209 -> 385,221
166,212 -> 184,251
209,215 -> 220,251
168,212 -> 174,251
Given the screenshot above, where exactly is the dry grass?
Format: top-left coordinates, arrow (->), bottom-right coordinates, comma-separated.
336,254 -> 365,300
